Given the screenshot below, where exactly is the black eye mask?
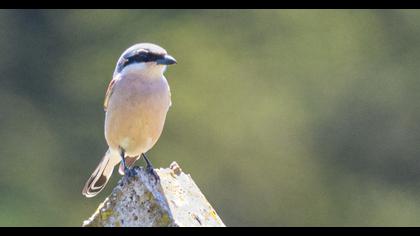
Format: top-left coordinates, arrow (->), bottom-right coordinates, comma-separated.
117,50 -> 164,73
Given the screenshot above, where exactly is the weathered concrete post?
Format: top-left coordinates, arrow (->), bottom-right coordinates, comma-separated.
83,162 -> 225,227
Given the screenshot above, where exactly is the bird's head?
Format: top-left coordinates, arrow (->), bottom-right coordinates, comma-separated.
114,43 -> 177,77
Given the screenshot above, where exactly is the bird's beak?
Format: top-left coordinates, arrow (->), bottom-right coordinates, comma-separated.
156,54 -> 177,65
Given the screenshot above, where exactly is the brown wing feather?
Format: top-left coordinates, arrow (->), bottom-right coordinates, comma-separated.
104,79 -> 117,112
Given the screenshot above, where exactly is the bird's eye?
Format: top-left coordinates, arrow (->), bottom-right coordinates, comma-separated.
136,52 -> 149,61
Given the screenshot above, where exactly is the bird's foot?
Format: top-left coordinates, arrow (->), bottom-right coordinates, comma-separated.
146,165 -> 160,184
124,167 -> 137,178
141,153 -> 160,184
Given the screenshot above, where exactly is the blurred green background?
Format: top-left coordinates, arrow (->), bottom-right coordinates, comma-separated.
1,9 -> 420,226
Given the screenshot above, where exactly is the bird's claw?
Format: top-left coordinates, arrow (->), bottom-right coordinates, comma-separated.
147,166 -> 160,184
124,167 -> 137,178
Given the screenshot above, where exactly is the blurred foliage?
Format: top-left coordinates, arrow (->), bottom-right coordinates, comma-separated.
1,9 -> 420,226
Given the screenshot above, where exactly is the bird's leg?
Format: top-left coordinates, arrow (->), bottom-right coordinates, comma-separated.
142,153 -> 160,183
120,147 -> 135,177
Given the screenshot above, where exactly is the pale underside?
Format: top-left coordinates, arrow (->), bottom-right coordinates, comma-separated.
104,69 -> 171,159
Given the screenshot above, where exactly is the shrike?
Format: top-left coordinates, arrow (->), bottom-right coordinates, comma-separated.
82,43 -> 176,198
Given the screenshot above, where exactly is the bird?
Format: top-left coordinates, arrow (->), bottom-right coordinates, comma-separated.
82,43 -> 177,198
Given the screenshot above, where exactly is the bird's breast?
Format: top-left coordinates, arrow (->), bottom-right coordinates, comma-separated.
104,74 -> 171,156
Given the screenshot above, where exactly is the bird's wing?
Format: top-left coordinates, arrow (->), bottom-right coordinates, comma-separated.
104,78 -> 117,112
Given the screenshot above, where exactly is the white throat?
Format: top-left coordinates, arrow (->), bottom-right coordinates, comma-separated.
116,63 -> 167,78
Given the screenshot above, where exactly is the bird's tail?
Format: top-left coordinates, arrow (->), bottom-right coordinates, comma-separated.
82,149 -> 119,198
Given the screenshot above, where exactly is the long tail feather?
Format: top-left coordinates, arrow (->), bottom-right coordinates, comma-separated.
82,149 -> 118,198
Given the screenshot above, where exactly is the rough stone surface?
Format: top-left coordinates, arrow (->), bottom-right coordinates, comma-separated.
83,162 -> 225,227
